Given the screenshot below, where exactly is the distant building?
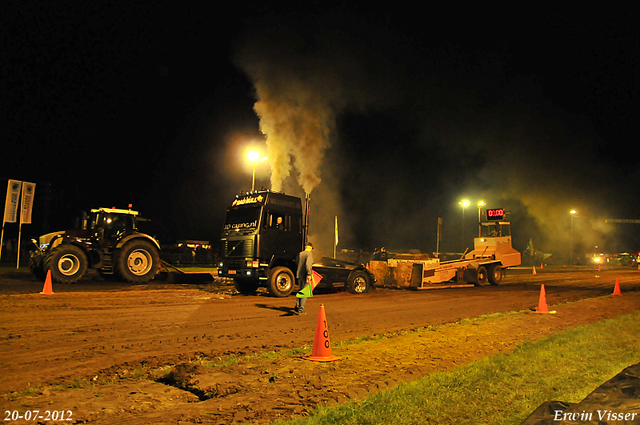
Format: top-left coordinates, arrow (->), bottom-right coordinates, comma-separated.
162,240 -> 214,265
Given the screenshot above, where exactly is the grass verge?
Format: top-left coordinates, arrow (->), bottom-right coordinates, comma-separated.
274,310 -> 640,425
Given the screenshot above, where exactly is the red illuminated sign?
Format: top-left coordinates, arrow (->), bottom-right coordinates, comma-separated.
486,208 -> 504,221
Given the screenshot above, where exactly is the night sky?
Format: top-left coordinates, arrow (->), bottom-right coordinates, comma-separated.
2,2 -> 638,261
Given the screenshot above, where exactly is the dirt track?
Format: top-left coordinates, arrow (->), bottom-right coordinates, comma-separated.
1,266 -> 640,424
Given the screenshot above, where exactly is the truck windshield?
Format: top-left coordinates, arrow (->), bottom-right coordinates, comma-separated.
223,207 -> 261,234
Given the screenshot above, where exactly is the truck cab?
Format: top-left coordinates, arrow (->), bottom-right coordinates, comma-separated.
218,191 -> 304,296
218,190 -> 375,297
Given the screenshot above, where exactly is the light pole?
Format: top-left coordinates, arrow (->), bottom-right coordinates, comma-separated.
247,150 -> 268,191
570,209 -> 577,265
459,199 -> 470,251
477,201 -> 486,237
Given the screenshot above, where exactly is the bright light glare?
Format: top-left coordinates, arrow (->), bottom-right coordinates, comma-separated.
570,209 -> 577,215
459,199 -> 470,208
247,150 -> 260,162
478,201 -> 486,207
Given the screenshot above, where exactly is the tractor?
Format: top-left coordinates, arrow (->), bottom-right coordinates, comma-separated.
30,207 -> 161,283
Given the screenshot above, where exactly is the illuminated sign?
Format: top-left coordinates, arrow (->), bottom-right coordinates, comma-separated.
486,208 -> 504,221
224,220 -> 258,231
232,195 -> 264,207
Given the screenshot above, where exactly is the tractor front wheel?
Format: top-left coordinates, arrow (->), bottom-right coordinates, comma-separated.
45,245 -> 88,283
30,256 -> 46,281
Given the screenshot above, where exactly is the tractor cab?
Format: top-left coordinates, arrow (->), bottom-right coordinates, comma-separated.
87,208 -> 139,243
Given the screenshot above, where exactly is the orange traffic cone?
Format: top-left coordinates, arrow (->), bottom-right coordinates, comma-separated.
40,270 -> 54,295
534,284 -> 556,314
540,263 -> 544,269
304,304 -> 341,362
598,264 -> 601,272
613,278 -> 622,296
532,266 -> 537,275
535,284 -> 549,313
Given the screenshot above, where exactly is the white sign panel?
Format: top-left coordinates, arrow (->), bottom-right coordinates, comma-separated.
20,182 -> 36,224
3,180 -> 22,223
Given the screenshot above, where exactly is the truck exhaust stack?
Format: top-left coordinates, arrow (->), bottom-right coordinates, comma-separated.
303,193 -> 311,245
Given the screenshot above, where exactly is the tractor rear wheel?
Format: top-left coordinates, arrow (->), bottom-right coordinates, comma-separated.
115,240 -> 160,283
45,245 -> 88,283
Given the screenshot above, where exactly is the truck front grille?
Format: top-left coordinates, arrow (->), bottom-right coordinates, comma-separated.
224,239 -> 254,258
225,259 -> 243,269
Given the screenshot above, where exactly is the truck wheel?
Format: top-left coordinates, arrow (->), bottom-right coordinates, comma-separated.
45,245 -> 88,283
115,240 -> 160,283
267,267 -> 295,297
475,266 -> 488,286
347,270 -> 372,294
234,279 -> 259,295
488,265 -> 502,285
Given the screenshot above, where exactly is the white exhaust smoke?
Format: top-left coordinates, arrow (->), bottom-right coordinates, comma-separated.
233,20 -> 404,195
252,75 -> 334,194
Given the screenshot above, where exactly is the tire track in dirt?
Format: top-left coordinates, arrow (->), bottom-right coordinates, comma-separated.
3,292 -> 639,424
1,268 -> 639,420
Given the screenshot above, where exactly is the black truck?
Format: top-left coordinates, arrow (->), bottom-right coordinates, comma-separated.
217,190 -> 374,297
